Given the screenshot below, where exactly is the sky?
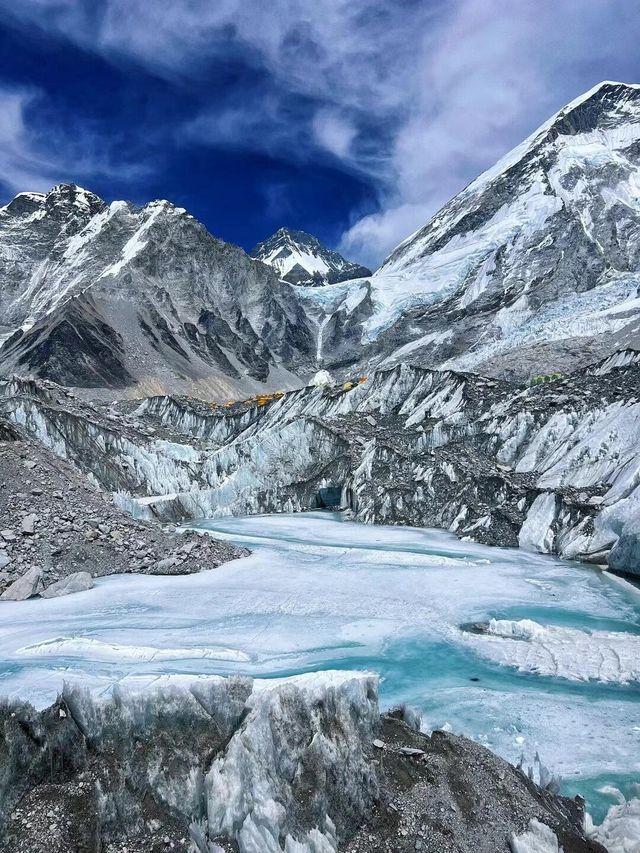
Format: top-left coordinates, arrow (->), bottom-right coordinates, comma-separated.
0,1 -> 640,269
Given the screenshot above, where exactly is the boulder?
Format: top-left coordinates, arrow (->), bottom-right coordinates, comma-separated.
152,556 -> 180,572
41,572 -> 94,598
21,513 -> 38,535
0,567 -> 43,601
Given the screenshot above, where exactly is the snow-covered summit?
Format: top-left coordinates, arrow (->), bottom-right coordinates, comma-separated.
252,226 -> 371,286
0,185 -> 315,397
304,80 -> 640,381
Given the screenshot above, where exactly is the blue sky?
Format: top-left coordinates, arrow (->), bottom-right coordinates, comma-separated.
1,1 -> 640,268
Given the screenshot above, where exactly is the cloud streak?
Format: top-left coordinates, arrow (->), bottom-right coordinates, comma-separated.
1,0 -> 640,264
0,80 -> 152,198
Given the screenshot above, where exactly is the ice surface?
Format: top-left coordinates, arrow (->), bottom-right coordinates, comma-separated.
465,618 -> 640,684
510,819 -> 561,853
0,512 -> 638,810
586,788 -> 640,852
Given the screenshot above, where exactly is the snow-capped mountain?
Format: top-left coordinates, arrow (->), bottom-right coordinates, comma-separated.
251,227 -> 371,286
308,81 -> 640,380
4,82 -> 640,395
0,184 -> 315,396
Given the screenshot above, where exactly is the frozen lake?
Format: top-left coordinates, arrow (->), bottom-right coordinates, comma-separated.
1,511 -> 639,820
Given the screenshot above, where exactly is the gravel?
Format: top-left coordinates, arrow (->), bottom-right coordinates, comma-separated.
0,417 -> 249,601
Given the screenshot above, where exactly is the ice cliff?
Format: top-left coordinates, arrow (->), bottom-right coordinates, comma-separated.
4,354 -> 640,577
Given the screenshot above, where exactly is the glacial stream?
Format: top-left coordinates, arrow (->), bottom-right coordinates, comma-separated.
1,511 -> 639,821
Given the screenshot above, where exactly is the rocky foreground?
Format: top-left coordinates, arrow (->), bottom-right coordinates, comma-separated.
0,415 -> 248,601
0,672 -> 616,853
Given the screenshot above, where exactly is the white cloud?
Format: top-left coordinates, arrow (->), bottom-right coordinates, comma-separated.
341,0 -> 640,265
0,83 -> 151,199
312,109 -> 356,159
3,0 -> 640,264
339,201 -> 434,270
0,87 -> 61,192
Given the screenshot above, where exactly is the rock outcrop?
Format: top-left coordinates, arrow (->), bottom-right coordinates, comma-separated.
0,409 -> 248,600
0,673 -> 604,853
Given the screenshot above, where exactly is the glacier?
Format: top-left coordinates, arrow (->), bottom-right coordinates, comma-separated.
6,357 -> 640,579
1,510 -> 639,824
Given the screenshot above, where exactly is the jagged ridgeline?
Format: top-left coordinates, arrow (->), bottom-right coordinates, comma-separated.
0,185 -> 316,398
251,226 -> 372,286
2,83 -> 640,397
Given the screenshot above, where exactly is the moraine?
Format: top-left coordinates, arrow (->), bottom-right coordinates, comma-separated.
1,510 -> 639,824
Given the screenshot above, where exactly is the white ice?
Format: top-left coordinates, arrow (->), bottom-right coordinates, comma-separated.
0,512 -> 639,792
464,618 -> 640,684
510,819 -> 561,853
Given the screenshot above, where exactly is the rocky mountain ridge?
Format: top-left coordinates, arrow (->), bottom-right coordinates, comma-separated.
4,82 -> 640,397
0,184 -> 314,398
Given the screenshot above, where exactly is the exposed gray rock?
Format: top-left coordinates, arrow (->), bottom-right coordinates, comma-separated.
0,675 -> 602,853
152,555 -> 179,572
0,414 -> 249,599
40,571 -> 93,598
0,566 -> 43,600
0,184 -> 315,398
20,513 -> 37,535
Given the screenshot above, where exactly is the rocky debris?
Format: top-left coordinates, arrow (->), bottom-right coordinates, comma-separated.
20,513 -> 37,535
0,676 -> 603,853
40,571 -> 93,598
344,716 -> 604,853
4,360 -> 640,577
0,416 -> 249,600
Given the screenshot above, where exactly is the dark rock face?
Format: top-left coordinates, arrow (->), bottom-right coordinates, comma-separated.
0,676 -> 601,853
0,185 -> 315,398
252,226 -> 371,286
2,294 -> 133,388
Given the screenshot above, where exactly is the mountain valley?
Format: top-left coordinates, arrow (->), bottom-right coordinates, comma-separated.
2,81 -> 640,853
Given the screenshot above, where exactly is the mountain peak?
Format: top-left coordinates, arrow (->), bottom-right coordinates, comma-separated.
45,183 -> 105,212
382,79 -> 640,272
1,183 -> 105,224
251,227 -> 371,287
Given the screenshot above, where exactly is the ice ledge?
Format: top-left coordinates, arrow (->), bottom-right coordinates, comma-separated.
1,670 -> 379,853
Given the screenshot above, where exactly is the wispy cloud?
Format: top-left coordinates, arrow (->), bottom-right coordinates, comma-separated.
0,81 -> 151,198
0,87 -> 55,193
341,0 -> 640,265
1,0 -> 640,264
